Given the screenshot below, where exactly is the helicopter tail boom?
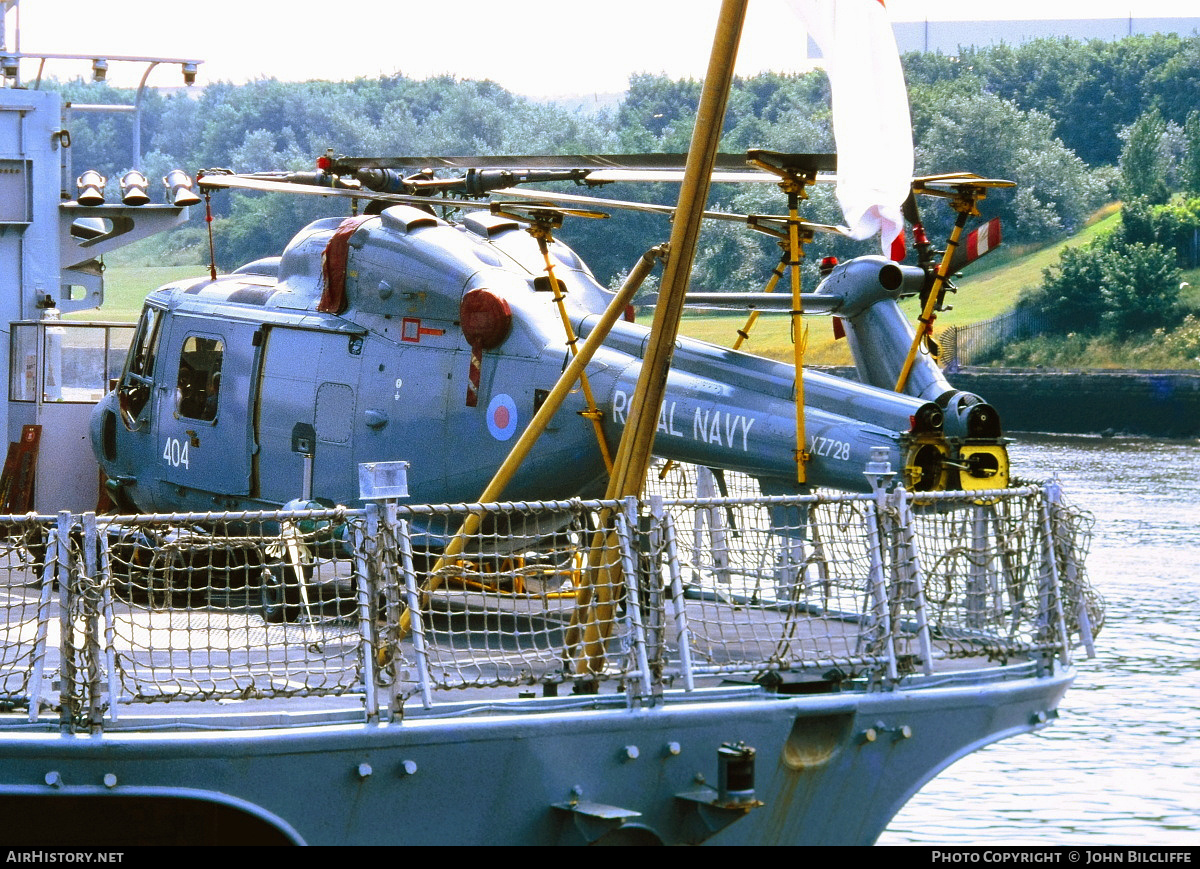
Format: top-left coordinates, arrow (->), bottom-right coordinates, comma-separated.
582,318 -> 951,493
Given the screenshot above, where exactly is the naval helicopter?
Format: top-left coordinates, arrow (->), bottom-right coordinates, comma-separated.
90,151 -> 1011,525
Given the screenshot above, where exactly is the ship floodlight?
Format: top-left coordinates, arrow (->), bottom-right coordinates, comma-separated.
164,169 -> 201,207
181,62 -> 198,85
120,170 -> 151,206
76,170 -> 107,206
1,55 -> 17,79
864,445 -> 893,477
92,58 -> 109,82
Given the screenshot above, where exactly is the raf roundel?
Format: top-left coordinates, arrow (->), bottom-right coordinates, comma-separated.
486,393 -> 519,441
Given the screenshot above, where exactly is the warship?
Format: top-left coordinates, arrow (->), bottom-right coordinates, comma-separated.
0,0 -> 1099,845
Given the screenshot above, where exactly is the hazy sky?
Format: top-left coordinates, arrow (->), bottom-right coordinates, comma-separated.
3,0 -> 1199,96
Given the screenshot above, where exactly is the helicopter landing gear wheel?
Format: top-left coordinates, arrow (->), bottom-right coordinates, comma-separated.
260,563 -> 307,623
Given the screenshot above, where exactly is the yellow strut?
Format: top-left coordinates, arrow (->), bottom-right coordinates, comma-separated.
786,194 -> 809,484
488,204 -> 614,473
529,220 -> 615,474
731,253 -> 786,351
894,179 -> 1012,393
894,206 -> 970,393
737,156 -> 817,484
733,154 -> 817,350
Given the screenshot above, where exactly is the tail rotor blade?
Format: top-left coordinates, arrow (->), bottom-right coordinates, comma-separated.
947,217 -> 1002,274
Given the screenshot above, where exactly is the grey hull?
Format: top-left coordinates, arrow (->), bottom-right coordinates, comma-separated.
0,662 -> 1071,846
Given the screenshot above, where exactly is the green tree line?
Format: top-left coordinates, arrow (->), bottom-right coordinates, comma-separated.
44,33 -> 1200,354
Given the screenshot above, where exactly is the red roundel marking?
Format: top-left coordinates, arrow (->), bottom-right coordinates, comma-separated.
486,394 -> 518,441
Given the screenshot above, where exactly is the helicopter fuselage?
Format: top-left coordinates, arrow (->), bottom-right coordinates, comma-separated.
91,205 -> 984,514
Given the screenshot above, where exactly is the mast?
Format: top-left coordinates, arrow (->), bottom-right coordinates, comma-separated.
404,0 -> 752,671
570,0 -> 748,679
602,0 -> 748,500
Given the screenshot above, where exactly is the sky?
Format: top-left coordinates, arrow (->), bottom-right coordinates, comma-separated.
3,0 -> 1199,97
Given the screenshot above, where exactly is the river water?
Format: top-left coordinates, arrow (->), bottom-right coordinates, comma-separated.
879,433 -> 1200,846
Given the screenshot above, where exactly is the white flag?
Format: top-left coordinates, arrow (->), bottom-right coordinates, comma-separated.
788,0 -> 913,254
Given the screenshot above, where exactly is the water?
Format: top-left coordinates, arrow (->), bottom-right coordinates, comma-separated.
879,433 -> 1200,846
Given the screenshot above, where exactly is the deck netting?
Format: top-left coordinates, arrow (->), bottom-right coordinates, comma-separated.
0,467 -> 1099,728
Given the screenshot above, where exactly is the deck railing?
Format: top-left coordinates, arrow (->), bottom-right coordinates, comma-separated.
0,466 -> 1099,732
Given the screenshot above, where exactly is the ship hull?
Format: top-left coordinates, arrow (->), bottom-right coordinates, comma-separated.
0,663 -> 1071,846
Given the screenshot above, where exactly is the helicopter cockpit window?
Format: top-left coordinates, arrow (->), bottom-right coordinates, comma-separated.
175,336 -> 224,422
117,306 -> 163,427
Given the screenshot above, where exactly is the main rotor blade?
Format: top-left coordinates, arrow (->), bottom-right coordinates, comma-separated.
327,153 -> 839,186
913,176 -> 1017,196
490,201 -> 610,222
582,168 -> 836,184
912,171 -> 981,183
491,186 -> 846,234
196,173 -> 494,211
194,172 -> 846,235
680,292 -> 844,314
329,153 -> 771,172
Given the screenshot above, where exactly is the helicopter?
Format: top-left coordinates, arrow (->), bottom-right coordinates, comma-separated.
89,151 -> 1012,528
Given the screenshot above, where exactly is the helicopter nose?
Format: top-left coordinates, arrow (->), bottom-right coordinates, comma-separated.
90,392 -> 120,465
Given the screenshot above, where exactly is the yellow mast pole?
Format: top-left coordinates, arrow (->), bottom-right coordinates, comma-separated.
570,0 -> 748,680
602,0 -> 746,503
785,191 -> 809,484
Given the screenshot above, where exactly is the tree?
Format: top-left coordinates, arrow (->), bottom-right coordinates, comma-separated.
975,39 -> 1087,123
1183,112 -> 1200,196
901,34 -> 1194,168
1119,109 -> 1171,204
911,90 -> 1107,244
1148,36 -> 1200,127
1059,35 -> 1185,166
1098,241 -> 1183,337
1120,195 -> 1200,270
1023,235 -> 1181,337
1025,241 -> 1113,334
616,74 -> 703,151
